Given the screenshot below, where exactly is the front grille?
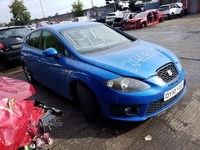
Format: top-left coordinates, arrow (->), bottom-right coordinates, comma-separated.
146,81 -> 185,115
157,63 -> 179,83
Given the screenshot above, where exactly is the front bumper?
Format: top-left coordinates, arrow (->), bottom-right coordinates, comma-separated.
124,22 -> 140,30
96,70 -> 186,121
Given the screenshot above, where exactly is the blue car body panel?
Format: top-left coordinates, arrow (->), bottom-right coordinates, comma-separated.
21,22 -> 186,121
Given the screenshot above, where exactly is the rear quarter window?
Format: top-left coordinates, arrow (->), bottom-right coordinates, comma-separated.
26,30 -> 41,49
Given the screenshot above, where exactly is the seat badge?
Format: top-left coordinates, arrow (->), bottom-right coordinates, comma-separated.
167,70 -> 172,76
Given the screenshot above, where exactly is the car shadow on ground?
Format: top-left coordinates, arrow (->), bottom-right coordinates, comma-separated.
28,82 -> 146,140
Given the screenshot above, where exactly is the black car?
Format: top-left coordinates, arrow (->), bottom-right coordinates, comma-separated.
112,12 -> 137,30
0,26 -> 29,70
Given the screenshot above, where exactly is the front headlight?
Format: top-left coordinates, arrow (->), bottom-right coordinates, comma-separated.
105,77 -> 150,92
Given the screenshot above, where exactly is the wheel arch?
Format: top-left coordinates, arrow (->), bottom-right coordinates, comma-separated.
69,76 -> 101,109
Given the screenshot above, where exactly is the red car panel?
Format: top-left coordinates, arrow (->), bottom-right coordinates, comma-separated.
0,76 -> 35,100
0,76 -> 56,150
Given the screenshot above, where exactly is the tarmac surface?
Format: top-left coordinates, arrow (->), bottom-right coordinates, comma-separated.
1,13 -> 200,150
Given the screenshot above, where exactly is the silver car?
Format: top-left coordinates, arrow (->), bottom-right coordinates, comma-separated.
105,11 -> 124,25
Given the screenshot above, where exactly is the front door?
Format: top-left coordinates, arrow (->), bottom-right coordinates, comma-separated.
37,30 -> 72,97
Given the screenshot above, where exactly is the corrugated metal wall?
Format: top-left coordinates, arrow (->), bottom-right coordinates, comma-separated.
190,0 -> 198,13
145,1 -> 160,10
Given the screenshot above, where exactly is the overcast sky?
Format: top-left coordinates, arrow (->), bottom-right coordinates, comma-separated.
0,0 -> 106,23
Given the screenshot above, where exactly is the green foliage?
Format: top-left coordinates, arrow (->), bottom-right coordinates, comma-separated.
9,0 -> 31,25
71,0 -> 84,17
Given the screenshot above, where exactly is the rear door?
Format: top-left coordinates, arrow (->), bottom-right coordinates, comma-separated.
23,30 -> 42,80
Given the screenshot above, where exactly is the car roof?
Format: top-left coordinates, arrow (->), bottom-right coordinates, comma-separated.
0,26 -> 26,30
37,21 -> 102,31
145,9 -> 157,12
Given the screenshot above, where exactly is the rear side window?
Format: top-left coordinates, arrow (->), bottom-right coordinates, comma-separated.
26,30 -> 41,49
107,13 -> 116,16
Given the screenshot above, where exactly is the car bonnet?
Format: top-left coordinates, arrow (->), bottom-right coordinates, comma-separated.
81,40 -> 179,79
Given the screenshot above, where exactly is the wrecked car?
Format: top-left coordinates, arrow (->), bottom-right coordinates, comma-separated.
0,76 -> 63,150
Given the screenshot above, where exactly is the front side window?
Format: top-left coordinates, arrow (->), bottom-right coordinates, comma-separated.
174,4 -> 179,8
26,30 -> 41,49
41,30 -> 65,54
159,6 -> 169,10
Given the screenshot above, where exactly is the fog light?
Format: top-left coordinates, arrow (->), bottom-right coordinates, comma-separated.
124,106 -> 138,116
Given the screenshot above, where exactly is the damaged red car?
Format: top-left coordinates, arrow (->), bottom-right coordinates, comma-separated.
0,76 -> 63,150
124,9 -> 163,30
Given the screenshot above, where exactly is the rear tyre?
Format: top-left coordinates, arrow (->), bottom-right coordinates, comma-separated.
22,63 -> 35,84
140,23 -> 145,28
77,82 -> 100,121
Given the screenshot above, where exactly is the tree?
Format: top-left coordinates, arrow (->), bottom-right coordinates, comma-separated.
71,0 -> 83,17
9,0 -> 31,25
105,0 -> 112,5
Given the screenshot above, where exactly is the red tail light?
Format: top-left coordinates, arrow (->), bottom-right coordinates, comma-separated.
0,43 -> 4,50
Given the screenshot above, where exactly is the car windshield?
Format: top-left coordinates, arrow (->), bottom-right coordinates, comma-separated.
107,13 -> 116,16
61,24 -> 132,54
0,27 -> 29,38
135,12 -> 147,18
158,6 -> 169,10
79,17 -> 91,21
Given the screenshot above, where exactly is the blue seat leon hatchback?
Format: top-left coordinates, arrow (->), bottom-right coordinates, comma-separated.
21,22 -> 186,121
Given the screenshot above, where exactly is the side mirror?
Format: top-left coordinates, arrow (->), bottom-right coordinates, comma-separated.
43,47 -> 58,57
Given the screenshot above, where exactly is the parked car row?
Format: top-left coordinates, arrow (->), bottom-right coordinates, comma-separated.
109,2 -> 188,31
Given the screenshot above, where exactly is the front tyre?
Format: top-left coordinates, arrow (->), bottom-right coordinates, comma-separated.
140,23 -> 145,28
77,82 -> 100,121
169,13 -> 174,20
180,10 -> 184,17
